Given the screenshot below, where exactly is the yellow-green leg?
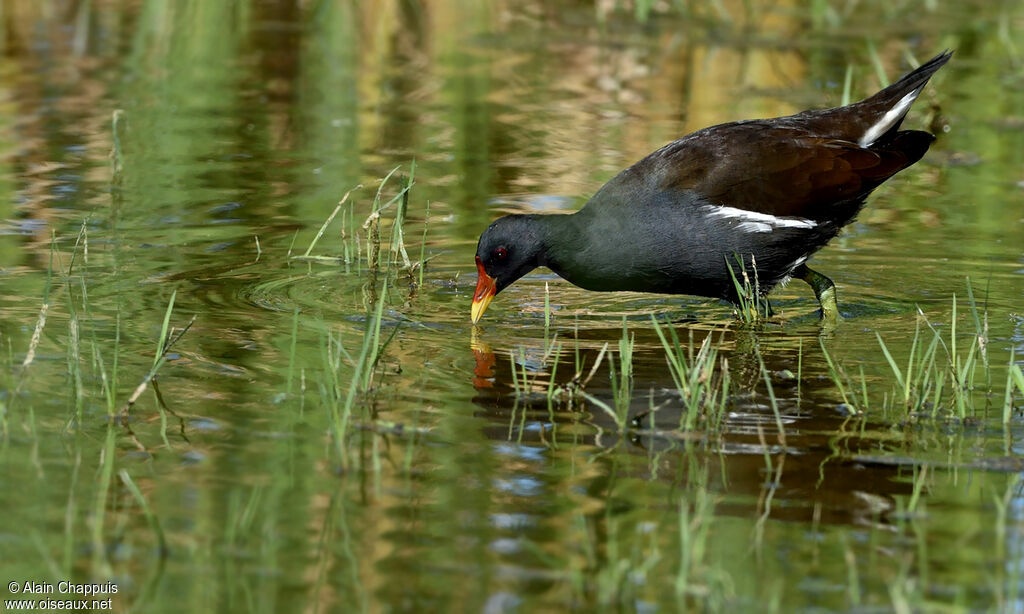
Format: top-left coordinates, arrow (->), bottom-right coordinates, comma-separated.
794,265 -> 840,323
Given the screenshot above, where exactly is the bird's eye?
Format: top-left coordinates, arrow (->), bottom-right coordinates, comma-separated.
493,247 -> 508,260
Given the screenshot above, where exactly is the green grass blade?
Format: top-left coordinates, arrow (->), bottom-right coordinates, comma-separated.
876,332 -> 906,399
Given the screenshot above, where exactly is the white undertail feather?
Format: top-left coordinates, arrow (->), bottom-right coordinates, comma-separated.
858,87 -> 922,147
774,256 -> 808,288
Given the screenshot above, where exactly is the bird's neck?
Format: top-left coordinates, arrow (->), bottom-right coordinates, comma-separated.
535,211 -> 590,282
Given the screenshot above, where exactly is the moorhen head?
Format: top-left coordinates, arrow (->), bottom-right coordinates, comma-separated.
472,51 -> 952,324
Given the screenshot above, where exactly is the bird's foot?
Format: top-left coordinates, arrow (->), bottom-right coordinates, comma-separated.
795,265 -> 841,325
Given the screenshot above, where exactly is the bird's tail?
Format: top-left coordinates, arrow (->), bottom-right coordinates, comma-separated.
856,50 -> 953,147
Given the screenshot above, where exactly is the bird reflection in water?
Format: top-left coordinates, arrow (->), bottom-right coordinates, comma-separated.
470,327 -> 496,389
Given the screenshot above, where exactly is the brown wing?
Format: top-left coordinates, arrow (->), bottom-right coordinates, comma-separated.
653,122 -> 931,221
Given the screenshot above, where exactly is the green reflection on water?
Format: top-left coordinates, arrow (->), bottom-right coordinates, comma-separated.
0,0 -> 1023,612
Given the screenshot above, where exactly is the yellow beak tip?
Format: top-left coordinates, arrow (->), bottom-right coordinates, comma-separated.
471,295 -> 494,325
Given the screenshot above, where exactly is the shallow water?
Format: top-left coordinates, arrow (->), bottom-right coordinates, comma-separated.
1,1 -> 1023,612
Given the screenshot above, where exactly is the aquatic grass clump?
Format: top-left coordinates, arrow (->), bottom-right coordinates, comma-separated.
510,315 -> 736,438
651,317 -> 731,431
725,254 -> 770,325
818,338 -> 867,416
875,315 -> 941,417
298,185 -> 361,267
361,164 -> 420,275
286,163 -> 432,467
819,280 -> 1024,423
505,317 -> 639,434
875,292 -> 987,421
320,278 -> 400,470
581,321 -> 636,432
293,161 -> 431,281
497,278 -> 1019,448
118,290 -> 196,424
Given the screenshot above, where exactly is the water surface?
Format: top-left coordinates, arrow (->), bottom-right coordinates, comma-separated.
1,1 -> 1023,612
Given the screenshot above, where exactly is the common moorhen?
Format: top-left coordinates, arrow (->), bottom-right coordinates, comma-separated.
472,51 -> 951,324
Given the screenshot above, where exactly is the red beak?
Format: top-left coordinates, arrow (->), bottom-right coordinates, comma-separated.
471,256 -> 497,324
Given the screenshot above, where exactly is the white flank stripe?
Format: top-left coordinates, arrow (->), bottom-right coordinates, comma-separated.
703,205 -> 817,231
736,221 -> 772,233
858,87 -> 921,147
